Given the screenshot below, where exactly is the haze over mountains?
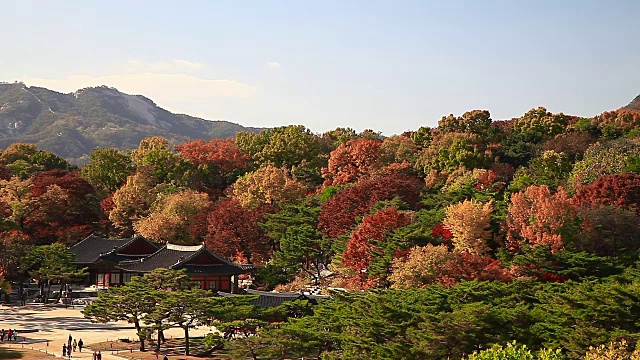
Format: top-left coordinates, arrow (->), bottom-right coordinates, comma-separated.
0,82 -> 261,163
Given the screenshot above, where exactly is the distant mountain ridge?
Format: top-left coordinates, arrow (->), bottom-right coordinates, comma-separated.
623,94 -> 640,111
0,82 -> 262,163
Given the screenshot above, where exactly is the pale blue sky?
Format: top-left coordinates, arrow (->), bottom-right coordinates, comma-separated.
1,1 -> 639,135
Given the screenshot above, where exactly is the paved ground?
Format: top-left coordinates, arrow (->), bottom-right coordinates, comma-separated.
0,304 -> 212,359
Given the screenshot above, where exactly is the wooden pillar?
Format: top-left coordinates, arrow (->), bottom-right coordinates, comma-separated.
232,275 -> 239,294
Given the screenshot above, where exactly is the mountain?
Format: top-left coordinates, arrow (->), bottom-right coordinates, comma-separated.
623,94 -> 640,111
0,82 -> 262,163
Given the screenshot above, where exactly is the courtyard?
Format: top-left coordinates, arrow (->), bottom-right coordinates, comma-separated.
0,304 -> 214,359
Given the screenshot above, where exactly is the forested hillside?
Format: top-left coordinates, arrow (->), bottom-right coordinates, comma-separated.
2,100 -> 640,359
624,94 -> 640,111
0,82 -> 261,163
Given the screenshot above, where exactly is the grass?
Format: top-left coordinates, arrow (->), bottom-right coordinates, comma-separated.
0,346 -> 56,360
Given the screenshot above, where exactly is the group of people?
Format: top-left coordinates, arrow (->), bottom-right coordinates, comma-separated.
62,334 -> 84,358
0,329 -> 18,342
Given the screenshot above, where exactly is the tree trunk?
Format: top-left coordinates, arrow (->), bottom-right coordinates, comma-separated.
60,281 -> 67,308
134,321 -> 145,352
184,327 -> 190,356
154,323 -> 166,353
155,334 -> 161,353
46,279 -> 52,303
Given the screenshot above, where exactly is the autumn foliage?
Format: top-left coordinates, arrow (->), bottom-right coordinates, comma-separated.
232,165 -> 307,208
572,172 -> 640,213
443,199 -> 493,255
5,103 -> 640,298
342,207 -> 413,275
134,189 -> 211,245
318,173 -> 423,238
389,244 -> 511,289
507,185 -> 574,253
205,198 -> 272,265
322,138 -> 384,186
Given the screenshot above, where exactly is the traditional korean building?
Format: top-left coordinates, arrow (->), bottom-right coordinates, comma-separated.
70,234 -> 159,287
70,234 -> 252,293
218,288 -> 329,308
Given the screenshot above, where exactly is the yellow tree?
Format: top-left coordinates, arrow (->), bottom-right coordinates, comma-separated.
584,340 -> 640,360
109,171 -> 158,235
443,199 -> 493,255
0,176 -> 34,230
134,189 -> 211,245
232,165 -> 307,208
389,244 -> 452,289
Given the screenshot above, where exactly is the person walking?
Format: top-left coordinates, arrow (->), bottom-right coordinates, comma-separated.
7,329 -> 12,341
163,354 -> 169,360
78,339 -> 83,352
92,351 -> 97,360
12,330 -> 17,341
97,350 -> 102,360
62,343 -> 67,357
72,338 -> 77,352
1,329 -> 5,342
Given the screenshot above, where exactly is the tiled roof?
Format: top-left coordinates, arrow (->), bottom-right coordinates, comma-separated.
218,289 -> 329,308
118,245 -> 201,272
180,264 -> 253,276
100,253 -> 149,264
117,243 -> 251,275
69,234 -> 138,264
246,289 -> 304,308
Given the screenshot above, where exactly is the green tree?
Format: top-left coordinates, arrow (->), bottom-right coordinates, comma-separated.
264,198 -> 333,285
438,110 -> 492,135
514,107 -> 569,139
26,243 -> 87,302
321,127 -> 359,150
569,139 -> 640,188
235,125 -> 326,184
411,126 -> 433,149
415,132 -> 490,176
0,143 -> 70,179
152,288 -> 215,356
0,231 -> 33,299
83,276 -> 156,351
84,268 -> 194,352
131,136 -> 194,187
508,150 -> 572,193
80,148 -> 135,193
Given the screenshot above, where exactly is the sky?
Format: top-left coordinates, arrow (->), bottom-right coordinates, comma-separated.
1,0 -> 640,135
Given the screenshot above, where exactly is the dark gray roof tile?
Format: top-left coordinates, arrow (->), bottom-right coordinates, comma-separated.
69,234 -> 134,264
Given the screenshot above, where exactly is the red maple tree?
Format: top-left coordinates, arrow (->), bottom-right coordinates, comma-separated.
342,207 -> 413,273
572,172 -> 640,214
318,174 -> 423,239
204,198 -> 272,265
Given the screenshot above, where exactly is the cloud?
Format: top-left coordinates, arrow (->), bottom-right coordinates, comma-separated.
21,72 -> 257,104
126,59 -> 207,73
266,61 -> 282,69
